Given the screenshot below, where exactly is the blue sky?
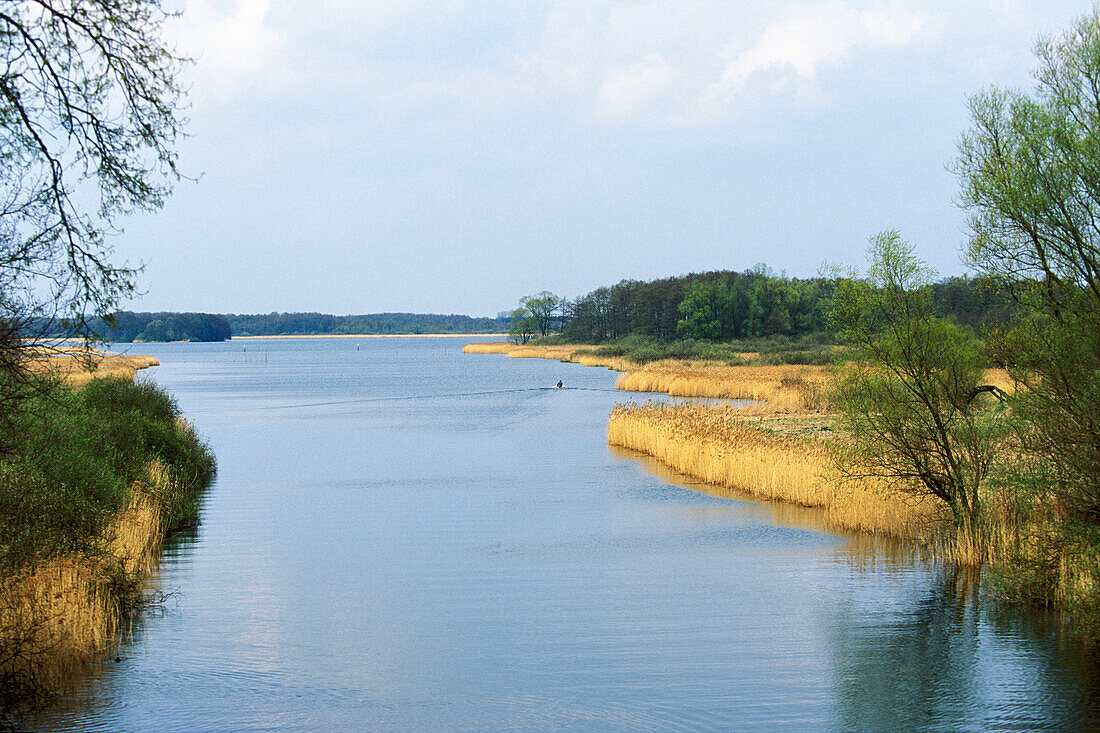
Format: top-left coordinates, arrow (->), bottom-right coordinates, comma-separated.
114,0 -> 1088,316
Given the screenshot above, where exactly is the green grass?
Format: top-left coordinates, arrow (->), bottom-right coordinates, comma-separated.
553,333 -> 839,366
0,375 -> 215,572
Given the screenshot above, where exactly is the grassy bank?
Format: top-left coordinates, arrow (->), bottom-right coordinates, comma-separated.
466,340 -> 1090,606
571,334 -> 838,366
0,374 -> 215,716
463,334 -> 836,366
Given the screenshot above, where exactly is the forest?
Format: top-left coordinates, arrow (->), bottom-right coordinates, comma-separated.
226,312 -> 507,337
73,311 -> 507,342
508,269 -> 1016,347
92,311 -> 232,343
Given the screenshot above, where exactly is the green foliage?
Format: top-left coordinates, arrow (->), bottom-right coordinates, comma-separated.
548,266 -> 1011,347
79,377 -> 180,425
829,232 -> 1004,532
676,282 -> 724,339
0,1 -> 186,347
0,388 -> 127,568
0,377 -> 215,572
82,310 -> 511,341
563,268 -> 833,343
87,311 -> 231,342
954,7 -> 1100,608
508,305 -> 535,344
227,312 -> 507,337
508,292 -> 563,344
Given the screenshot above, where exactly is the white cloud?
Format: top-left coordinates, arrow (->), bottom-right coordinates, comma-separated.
700,1 -> 927,117
171,0 -> 286,98
598,57 -> 673,117
169,0 -> 937,127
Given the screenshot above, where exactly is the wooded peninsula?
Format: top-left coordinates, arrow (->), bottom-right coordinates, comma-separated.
79,311 -> 508,342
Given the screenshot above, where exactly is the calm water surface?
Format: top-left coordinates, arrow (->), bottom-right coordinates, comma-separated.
22,338 -> 1100,731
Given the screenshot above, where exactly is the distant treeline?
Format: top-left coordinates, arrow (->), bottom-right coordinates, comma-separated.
227,312 -> 507,337
73,270 -> 1013,344
76,310 -> 506,342
90,311 -> 233,343
525,268 -> 1016,343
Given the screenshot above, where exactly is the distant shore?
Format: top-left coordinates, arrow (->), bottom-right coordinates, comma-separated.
233,333 -> 506,340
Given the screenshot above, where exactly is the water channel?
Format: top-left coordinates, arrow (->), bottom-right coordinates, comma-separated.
22,337 -> 1100,731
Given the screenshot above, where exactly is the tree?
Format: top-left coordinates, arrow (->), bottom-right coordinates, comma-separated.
676,281 -> 722,339
523,291 -> 561,338
508,292 -> 560,343
507,304 -> 535,344
829,232 -> 1005,538
955,7 -> 1100,534
0,1 -> 185,434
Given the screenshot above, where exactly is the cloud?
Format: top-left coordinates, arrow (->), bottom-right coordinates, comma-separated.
170,0 -> 932,128
700,1 -> 927,117
171,0 -> 286,99
598,57 -> 674,117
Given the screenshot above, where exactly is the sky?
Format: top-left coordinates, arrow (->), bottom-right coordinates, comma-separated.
112,0 -> 1089,317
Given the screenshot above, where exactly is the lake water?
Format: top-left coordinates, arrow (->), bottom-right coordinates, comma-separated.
22,337 -> 1100,731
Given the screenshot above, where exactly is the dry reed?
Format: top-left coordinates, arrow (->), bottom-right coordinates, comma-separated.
506,345 -> 580,361
469,342 -> 1032,560
463,342 -> 640,372
461,342 -> 514,354
0,462 -> 174,705
25,352 -> 159,387
617,364 -> 831,412
607,402 -> 935,540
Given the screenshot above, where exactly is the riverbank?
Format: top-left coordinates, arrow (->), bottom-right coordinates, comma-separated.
236,333 -> 507,340
26,349 -> 159,388
0,366 -> 215,718
462,342 -> 1047,572
462,342 -> 830,408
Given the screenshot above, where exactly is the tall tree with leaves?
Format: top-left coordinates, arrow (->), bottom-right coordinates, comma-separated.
509,291 -> 561,343
955,8 -> 1100,563
829,232 -> 1004,539
0,1 -> 185,433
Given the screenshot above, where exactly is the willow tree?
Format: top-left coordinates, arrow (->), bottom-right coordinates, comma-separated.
0,1 -> 186,435
829,232 -> 1004,538
508,291 -> 561,343
955,8 -> 1100,553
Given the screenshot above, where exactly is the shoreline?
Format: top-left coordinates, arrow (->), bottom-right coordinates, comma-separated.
463,341 -> 959,551
234,333 -> 506,340
27,351 -> 160,388
0,366 -> 215,716
467,342 -> 1082,590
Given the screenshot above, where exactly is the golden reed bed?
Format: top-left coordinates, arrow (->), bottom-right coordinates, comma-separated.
618,364 -> 830,411
463,342 -> 1013,407
462,342 -> 644,373
462,342 -> 829,406
465,341 -> 1027,561
25,351 -> 159,387
1,461 -> 175,702
607,402 -> 934,540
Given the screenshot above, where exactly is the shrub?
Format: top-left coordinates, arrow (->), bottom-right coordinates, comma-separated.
0,377 -> 214,571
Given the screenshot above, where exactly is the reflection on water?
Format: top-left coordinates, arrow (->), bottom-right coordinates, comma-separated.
19,338 -> 1100,731
830,565 -> 1100,731
613,443 -> 1100,730
608,443 -> 917,563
